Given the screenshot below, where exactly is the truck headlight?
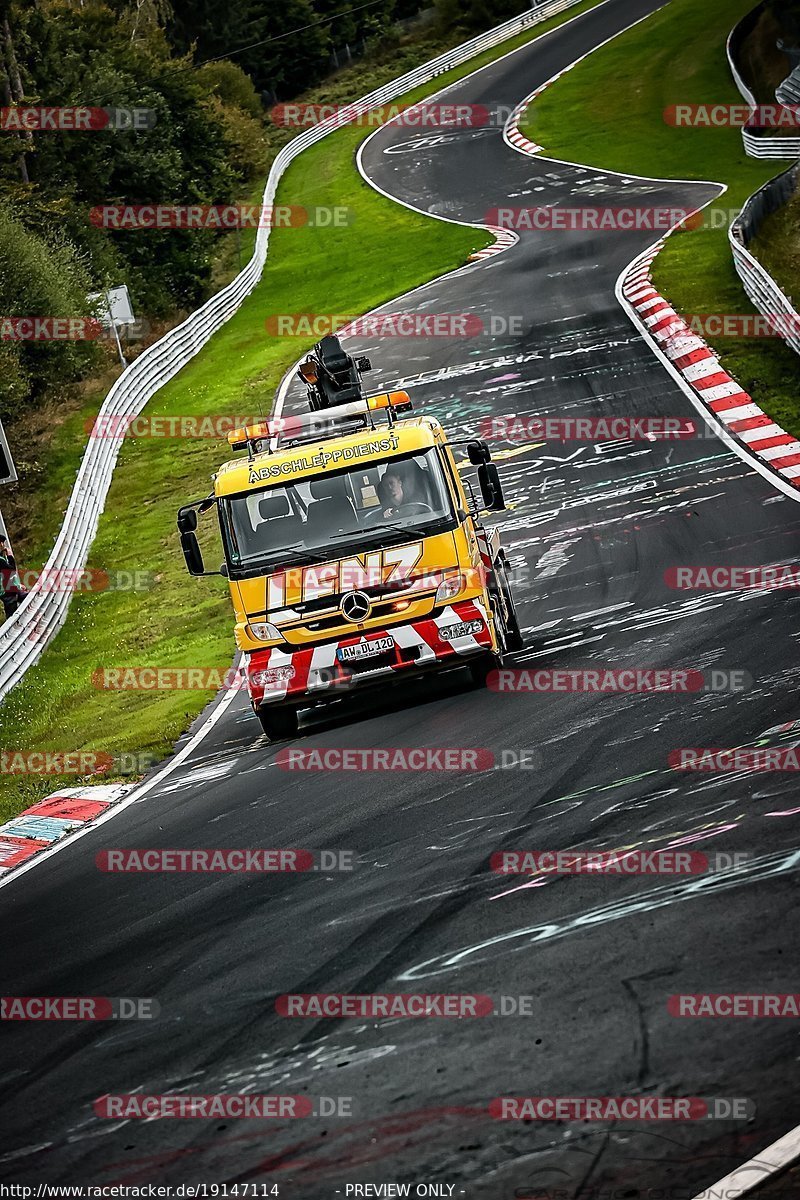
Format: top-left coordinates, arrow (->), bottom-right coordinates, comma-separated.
247,622 -> 282,641
435,573 -> 465,604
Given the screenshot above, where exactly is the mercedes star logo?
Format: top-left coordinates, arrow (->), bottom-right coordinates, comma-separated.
341,590 -> 371,623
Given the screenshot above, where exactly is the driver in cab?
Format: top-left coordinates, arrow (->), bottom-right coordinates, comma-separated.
377,467 -> 407,517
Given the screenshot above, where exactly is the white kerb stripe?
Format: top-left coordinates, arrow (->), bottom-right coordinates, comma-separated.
718,403 -> 763,423
636,295 -> 667,312
739,423 -> 784,443
700,380 -> 746,402
683,357 -> 722,382
759,440 -> 800,461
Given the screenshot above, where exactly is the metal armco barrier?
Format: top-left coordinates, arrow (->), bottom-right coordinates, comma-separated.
730,160 -> 800,354
0,0 -> 582,704
727,5 -> 800,158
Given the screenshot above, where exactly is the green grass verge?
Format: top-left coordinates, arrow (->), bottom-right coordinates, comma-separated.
0,0 -> 610,821
521,0 -> 800,442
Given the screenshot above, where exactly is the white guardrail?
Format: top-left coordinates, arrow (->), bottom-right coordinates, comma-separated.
726,13 -> 800,158
0,0 -> 582,703
730,162 -> 800,356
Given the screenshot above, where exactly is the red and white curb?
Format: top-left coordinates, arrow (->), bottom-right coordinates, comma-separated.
500,10 -> 800,496
468,224 -> 519,260
502,51 -> 600,157
0,659 -> 244,891
0,784 -> 134,878
505,95 -> 545,154
622,246 -> 800,488
502,8 -> 660,161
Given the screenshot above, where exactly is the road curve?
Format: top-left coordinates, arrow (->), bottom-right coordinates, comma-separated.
2,1 -> 800,1196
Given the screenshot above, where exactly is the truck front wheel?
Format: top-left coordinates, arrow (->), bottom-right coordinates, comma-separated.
495,559 -> 524,652
255,704 -> 299,740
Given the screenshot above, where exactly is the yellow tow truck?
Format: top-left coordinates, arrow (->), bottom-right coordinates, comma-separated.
177,336 -> 523,739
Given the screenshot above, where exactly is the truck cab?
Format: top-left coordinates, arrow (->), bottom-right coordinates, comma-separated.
178,352 -> 522,739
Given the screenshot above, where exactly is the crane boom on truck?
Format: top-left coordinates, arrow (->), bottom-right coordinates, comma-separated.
177,336 -> 523,740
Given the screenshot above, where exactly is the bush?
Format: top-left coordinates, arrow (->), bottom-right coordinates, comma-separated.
0,203 -> 100,417
196,61 -> 264,119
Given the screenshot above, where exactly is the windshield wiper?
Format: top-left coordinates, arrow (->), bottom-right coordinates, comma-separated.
233,520 -> 451,573
234,542 -> 330,572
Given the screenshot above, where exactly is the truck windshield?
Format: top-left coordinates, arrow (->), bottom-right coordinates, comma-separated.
220,447 -> 456,572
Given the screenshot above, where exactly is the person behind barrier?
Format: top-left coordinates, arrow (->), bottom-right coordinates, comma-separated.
0,535 -> 26,620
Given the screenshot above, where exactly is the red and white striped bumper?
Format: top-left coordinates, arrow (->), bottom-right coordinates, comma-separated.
246,599 -> 492,707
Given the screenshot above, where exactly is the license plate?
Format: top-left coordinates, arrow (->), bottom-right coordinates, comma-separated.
337,636 -> 395,663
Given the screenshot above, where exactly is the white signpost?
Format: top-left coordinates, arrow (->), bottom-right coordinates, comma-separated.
88,284 -> 136,367
0,419 -> 17,543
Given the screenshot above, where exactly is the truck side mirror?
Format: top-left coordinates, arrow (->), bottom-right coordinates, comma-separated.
478,462 -> 506,511
177,507 -> 205,576
177,508 -> 198,534
467,439 -> 491,465
180,531 -> 205,576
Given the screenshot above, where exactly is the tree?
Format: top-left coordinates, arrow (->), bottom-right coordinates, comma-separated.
1,1 -> 267,309
0,203 -> 99,417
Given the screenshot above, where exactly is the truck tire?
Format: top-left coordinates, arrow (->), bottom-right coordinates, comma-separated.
255,704 -> 299,740
495,559 -> 524,652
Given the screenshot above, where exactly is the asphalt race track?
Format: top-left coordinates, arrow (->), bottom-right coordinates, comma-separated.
2,0 -> 800,1195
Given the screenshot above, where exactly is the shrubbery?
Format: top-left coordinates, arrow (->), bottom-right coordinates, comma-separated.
0,0 -> 269,414
0,203 -> 99,420
0,0 -> 502,419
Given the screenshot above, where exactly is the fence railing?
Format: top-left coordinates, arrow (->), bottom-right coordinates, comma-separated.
730,160 -> 800,355
0,0 -> 583,704
727,5 -> 800,159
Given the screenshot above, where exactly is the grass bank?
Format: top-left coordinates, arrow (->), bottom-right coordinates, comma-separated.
521,0 -> 800,441
0,0 -> 609,821
750,181 -> 800,304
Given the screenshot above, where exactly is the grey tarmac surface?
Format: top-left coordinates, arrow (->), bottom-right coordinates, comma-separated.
1,0 -> 799,1197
